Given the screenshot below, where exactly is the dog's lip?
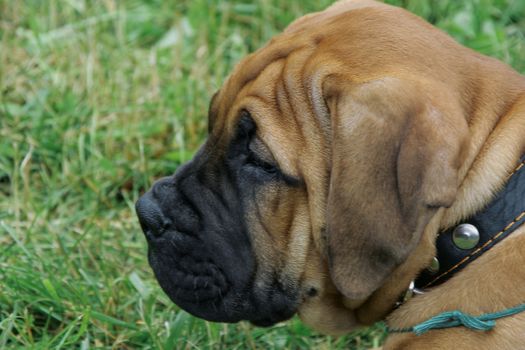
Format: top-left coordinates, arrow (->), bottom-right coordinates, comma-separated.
249,300 -> 299,326
250,318 -> 284,327
148,241 -> 301,325
250,309 -> 297,327
142,227 -> 186,242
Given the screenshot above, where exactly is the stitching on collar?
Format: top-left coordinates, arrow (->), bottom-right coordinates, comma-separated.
416,156 -> 525,289
423,210 -> 525,288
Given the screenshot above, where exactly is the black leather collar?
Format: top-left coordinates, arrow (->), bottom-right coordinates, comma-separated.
415,155 -> 525,289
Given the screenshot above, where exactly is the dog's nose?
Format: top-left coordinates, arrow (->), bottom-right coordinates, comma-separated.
135,191 -> 171,238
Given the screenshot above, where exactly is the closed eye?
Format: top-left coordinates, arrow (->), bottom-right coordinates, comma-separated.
235,110 -> 302,186
246,151 -> 278,174
246,132 -> 280,174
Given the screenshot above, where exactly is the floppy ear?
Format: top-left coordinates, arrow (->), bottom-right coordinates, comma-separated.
324,78 -> 468,300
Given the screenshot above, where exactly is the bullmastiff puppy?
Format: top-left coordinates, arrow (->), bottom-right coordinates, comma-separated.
136,0 -> 525,348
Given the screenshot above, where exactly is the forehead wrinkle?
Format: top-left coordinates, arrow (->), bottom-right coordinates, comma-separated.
211,79 -> 258,146
247,59 -> 286,103
274,72 -> 285,119
281,48 -> 321,149
302,49 -> 336,136
283,52 -> 334,184
216,34 -> 312,124
276,79 -> 292,123
218,47 -> 293,118
283,49 -> 317,125
256,121 -> 301,177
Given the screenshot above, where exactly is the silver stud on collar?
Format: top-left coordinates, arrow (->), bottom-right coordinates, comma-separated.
427,257 -> 440,274
452,223 -> 480,250
402,281 -> 424,303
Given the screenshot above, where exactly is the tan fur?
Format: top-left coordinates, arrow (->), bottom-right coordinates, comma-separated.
208,0 -> 525,347
385,226 -> 525,349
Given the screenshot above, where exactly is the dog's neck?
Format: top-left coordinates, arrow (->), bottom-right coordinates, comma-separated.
416,154 -> 525,289
442,58 -> 525,229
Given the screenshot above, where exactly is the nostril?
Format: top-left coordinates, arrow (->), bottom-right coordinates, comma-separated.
135,192 -> 169,238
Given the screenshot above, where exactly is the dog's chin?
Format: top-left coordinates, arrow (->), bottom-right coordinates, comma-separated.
297,294 -> 361,336
249,310 -> 296,327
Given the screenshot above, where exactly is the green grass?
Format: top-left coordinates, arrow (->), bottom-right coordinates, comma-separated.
0,0 -> 523,349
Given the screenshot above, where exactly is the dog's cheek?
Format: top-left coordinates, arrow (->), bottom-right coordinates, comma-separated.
243,179 -> 362,335
243,183 -> 313,285
243,184 -> 295,275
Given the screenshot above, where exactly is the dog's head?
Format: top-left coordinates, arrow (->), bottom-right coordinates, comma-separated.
136,1 -> 470,334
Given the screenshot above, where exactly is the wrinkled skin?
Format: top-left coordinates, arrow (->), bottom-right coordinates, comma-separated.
135,0 -> 525,340
135,0 -> 461,333
136,114 -> 305,326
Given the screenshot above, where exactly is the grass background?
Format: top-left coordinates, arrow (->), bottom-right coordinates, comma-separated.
1,0 -> 524,349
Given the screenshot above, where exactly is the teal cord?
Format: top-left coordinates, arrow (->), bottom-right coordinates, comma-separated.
389,303 -> 525,336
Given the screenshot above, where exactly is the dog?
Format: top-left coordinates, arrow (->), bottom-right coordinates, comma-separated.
135,1 -> 525,348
